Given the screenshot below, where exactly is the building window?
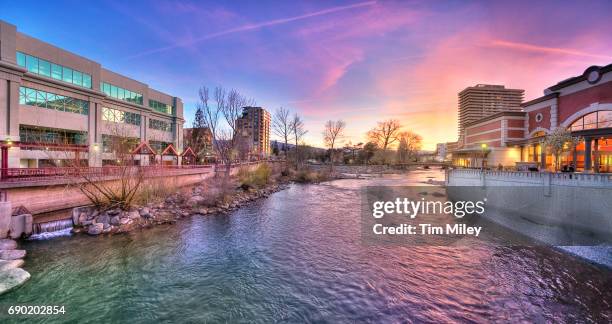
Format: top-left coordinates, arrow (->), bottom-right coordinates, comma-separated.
100,82 -> 143,105
19,86 -> 89,115
149,119 -> 172,132
16,51 -> 92,89
569,110 -> 612,131
535,113 -> 543,123
149,140 -> 172,154
149,99 -> 174,115
102,134 -> 139,153
102,107 -> 141,126
19,125 -> 88,146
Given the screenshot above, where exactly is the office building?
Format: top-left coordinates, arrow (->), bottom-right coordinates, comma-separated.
0,20 -> 184,169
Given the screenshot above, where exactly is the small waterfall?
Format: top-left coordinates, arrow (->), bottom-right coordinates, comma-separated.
29,218 -> 74,240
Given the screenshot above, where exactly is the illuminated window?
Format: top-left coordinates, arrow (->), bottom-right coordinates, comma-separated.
569,111 -> 612,131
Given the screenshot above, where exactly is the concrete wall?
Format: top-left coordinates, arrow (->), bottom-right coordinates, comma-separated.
446,169 -> 612,238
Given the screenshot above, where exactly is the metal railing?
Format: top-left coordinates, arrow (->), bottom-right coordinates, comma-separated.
0,164 -> 215,183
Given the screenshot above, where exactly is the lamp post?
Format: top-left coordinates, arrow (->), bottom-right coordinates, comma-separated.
480,143 -> 488,171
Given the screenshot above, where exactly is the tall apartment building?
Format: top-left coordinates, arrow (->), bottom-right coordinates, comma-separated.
236,107 -> 271,159
458,84 -> 524,143
0,20 -> 184,168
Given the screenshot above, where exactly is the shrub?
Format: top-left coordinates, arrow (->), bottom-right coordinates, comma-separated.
239,163 -> 272,189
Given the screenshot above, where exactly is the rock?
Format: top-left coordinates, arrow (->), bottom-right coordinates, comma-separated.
119,218 -> 131,225
78,212 -> 88,225
88,210 -> 99,220
0,239 -> 17,250
139,208 -> 151,217
0,267 -> 31,295
0,249 -> 26,260
87,223 -> 104,235
0,260 -> 24,271
187,195 -> 205,206
128,211 -> 140,220
96,214 -> 110,226
82,220 -> 93,226
110,216 -> 121,226
107,209 -> 120,216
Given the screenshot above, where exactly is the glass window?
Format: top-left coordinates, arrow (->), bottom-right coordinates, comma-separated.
83,74 -> 92,88
73,71 -> 83,86
26,54 -> 38,73
17,52 -> 26,67
118,88 -> 125,100
25,88 -> 37,106
103,83 -> 111,95
62,67 -> 73,83
110,85 -> 118,98
36,90 -> 47,108
38,59 -> 51,77
19,87 -> 26,104
51,64 -> 62,80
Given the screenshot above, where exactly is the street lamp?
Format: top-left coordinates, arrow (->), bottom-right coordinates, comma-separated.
480,143 -> 488,170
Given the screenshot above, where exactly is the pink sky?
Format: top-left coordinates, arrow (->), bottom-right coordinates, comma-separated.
10,1 -> 611,150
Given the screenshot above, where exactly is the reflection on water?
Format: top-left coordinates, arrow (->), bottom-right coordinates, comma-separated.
2,170 -> 610,323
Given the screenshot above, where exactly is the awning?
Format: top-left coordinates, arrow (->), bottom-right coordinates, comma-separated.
131,142 -> 156,155
161,144 -> 179,156
181,147 -> 196,157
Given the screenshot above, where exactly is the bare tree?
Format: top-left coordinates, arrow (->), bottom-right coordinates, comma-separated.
198,86 -> 256,177
397,131 -> 422,163
323,120 -> 346,172
367,119 -> 402,150
73,123 -> 144,210
290,113 -> 308,170
272,107 -> 291,158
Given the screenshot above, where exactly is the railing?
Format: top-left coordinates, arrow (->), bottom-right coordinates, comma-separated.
0,165 -> 215,184
0,161 -> 281,185
448,168 -> 612,183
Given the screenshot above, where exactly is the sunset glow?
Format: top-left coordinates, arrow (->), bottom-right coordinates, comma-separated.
4,0 -> 612,149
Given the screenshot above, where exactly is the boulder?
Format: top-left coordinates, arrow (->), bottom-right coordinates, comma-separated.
0,267 -> 31,295
88,210 -> 99,220
107,209 -> 120,216
0,259 -> 24,271
0,249 -> 26,260
128,211 -> 140,220
187,195 -> 205,206
87,223 -> 104,235
0,239 -> 17,250
110,216 -> 121,226
139,208 -> 151,218
78,212 -> 88,225
96,214 -> 110,226
119,218 -> 132,225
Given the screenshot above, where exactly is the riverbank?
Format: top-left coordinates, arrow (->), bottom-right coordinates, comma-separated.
73,174 -> 291,237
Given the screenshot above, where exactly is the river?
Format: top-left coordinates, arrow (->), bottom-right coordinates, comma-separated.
1,170 -> 611,323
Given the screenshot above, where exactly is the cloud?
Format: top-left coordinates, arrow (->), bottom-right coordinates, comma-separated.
489,40 -> 612,60
126,1 -> 377,59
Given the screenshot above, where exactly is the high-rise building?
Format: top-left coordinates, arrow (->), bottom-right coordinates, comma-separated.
458,84 -> 524,143
0,20 -> 184,168
236,107 -> 271,159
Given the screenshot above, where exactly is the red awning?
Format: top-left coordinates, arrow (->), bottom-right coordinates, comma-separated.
131,142 -> 156,155
181,147 -> 196,157
161,144 -> 179,156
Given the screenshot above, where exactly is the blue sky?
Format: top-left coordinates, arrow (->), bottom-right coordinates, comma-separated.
2,0 -> 612,149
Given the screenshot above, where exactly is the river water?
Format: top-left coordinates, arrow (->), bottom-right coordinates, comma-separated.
2,170 -> 611,323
